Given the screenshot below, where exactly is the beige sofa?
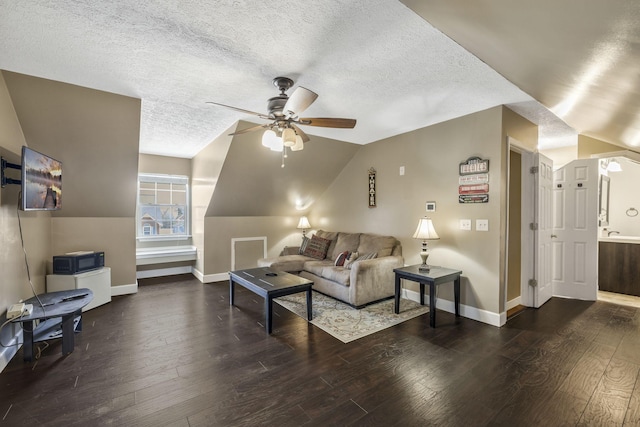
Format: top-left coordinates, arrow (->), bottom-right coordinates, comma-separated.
257,230 -> 404,308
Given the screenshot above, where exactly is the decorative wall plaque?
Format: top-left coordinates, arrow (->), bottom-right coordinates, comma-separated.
368,167 -> 376,208
459,157 -> 489,203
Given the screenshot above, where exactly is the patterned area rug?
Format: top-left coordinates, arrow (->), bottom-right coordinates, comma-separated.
274,291 -> 429,343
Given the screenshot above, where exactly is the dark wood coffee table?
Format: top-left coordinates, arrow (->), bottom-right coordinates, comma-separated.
229,267 -> 313,333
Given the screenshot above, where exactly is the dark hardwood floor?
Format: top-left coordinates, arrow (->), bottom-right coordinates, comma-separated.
3,274 -> 640,426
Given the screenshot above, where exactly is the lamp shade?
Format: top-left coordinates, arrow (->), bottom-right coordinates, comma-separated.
297,216 -> 311,229
282,128 -> 297,147
262,130 -> 280,150
413,217 -> 439,240
291,134 -> 304,151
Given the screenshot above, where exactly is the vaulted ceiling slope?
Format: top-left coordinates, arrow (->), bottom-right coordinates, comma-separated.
0,0 -> 578,160
402,0 -> 640,151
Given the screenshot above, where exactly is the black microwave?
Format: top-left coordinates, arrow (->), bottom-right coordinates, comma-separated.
53,251 -> 105,275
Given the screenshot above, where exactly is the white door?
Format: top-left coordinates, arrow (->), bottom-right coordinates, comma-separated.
552,159 -> 598,300
533,153 -> 554,307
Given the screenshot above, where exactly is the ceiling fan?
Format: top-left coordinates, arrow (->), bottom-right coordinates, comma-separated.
207,77 -> 356,153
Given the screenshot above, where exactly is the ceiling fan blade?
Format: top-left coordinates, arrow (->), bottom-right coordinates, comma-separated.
206,102 -> 271,120
298,117 -> 357,128
228,124 -> 269,136
290,124 -> 310,142
283,87 -> 318,117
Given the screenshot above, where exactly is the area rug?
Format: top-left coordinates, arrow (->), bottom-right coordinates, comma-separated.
274,291 -> 429,343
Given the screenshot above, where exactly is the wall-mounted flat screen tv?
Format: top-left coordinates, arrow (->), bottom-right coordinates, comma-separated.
21,146 -> 62,211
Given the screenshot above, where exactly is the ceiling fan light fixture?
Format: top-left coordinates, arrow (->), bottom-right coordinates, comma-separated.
262,129 -> 277,148
270,136 -> 283,152
282,128 -> 296,147
291,134 -> 304,151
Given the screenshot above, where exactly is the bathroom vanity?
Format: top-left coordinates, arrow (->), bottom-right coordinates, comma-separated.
599,236 -> 640,296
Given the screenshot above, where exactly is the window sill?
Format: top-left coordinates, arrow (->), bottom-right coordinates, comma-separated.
137,235 -> 192,243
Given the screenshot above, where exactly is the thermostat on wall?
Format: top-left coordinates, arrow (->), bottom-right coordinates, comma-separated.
426,201 -> 436,212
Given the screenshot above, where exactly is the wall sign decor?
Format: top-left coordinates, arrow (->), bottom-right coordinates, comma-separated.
459,157 -> 489,175
459,157 -> 489,203
368,167 -> 376,208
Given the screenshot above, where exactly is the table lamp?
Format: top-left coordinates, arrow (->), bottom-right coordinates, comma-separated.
297,216 -> 311,238
413,217 -> 439,271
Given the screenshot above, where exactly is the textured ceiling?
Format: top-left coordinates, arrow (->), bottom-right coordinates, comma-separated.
0,0 -> 606,158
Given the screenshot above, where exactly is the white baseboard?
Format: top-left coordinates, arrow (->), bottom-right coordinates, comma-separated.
111,283 -> 138,296
402,287 -> 502,327
192,267 -> 227,283
0,326 -> 22,373
136,266 -> 192,279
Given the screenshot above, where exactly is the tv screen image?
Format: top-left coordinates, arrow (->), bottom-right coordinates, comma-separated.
21,146 -> 62,211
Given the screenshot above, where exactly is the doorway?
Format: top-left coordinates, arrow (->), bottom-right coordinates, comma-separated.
506,139 -> 538,315
506,149 -> 523,312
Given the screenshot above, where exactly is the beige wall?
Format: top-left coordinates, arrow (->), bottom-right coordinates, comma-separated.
203,216 -> 306,275
312,106 -> 507,314
191,124 -> 234,275
578,134 -> 623,158
2,71 -> 141,287
1,72 -> 51,354
139,153 -> 191,176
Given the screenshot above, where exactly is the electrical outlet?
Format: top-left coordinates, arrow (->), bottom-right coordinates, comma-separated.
476,219 -> 489,231
460,219 -> 472,230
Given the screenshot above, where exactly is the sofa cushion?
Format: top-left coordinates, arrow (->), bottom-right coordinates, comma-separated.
316,230 -> 338,259
257,255 -> 310,272
321,266 -> 351,286
357,234 -> 397,257
302,234 -> 332,260
330,232 -> 361,259
303,259 -> 333,276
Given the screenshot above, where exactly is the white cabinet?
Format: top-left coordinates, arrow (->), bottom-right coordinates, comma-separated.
47,267 -> 111,311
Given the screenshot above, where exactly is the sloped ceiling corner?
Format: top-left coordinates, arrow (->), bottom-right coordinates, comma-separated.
206,124 -> 361,217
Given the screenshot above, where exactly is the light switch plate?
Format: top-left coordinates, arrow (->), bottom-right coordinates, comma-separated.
460,219 -> 472,230
476,219 -> 489,231
399,166 -> 405,176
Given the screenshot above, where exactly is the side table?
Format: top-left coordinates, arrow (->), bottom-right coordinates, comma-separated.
11,289 -> 93,361
394,265 -> 462,327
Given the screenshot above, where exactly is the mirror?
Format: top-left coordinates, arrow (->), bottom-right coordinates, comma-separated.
599,174 -> 610,226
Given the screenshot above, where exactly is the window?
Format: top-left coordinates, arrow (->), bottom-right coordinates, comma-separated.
137,174 -> 189,239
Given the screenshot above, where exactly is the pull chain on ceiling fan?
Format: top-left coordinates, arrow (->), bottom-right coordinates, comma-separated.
207,77 -> 356,166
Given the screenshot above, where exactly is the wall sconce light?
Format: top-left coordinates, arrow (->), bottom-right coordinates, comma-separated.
413,217 -> 439,271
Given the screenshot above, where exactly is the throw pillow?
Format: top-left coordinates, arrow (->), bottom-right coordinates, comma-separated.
334,251 -> 350,267
298,236 -> 310,255
343,251 -> 359,269
302,234 -> 332,260
345,252 -> 378,269
356,252 -> 377,261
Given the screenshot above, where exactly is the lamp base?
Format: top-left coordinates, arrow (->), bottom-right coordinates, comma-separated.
418,250 -> 430,271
